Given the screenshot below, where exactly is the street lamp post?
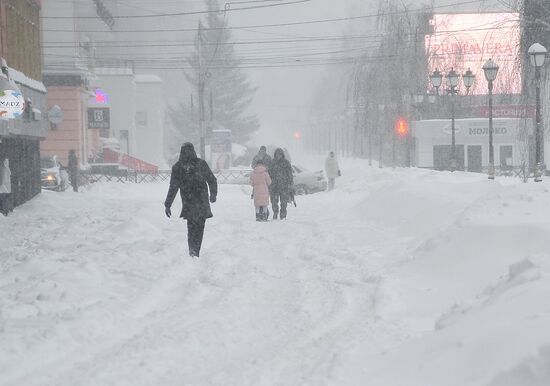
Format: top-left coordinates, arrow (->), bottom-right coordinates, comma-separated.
528,43 -> 548,182
429,68 -> 475,171
483,58 -> 499,180
447,68 -> 460,171
430,68 -> 443,95
378,104 -> 385,168
463,68 -> 476,92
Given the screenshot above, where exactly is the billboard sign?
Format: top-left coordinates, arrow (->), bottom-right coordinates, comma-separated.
426,13 -> 521,94
477,104 -> 535,118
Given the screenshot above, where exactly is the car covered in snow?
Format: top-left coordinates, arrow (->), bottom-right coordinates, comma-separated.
291,165 -> 327,195
221,164 -> 326,194
40,155 -> 69,191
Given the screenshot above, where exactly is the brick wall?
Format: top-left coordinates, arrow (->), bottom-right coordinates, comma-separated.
41,87 -> 82,165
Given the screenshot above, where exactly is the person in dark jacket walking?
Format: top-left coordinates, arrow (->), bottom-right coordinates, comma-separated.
268,148 -> 293,220
67,149 -> 78,192
251,145 -> 272,168
164,143 -> 218,258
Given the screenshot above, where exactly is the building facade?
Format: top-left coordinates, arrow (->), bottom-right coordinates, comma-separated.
0,0 -> 47,212
414,118 -> 532,172
39,0 -> 113,166
135,75 -> 165,167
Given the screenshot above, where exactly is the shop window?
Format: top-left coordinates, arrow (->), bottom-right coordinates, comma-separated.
433,145 -> 465,171
500,145 -> 513,169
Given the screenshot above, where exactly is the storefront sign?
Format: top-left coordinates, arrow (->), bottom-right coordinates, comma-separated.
94,89 -> 109,104
0,89 -> 25,120
88,107 -> 110,129
468,127 -> 508,135
48,105 -> 64,124
478,105 -> 535,118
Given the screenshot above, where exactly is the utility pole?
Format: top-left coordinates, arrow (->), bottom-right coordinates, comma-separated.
198,21 -> 206,160
209,90 -> 214,122
190,93 -> 194,122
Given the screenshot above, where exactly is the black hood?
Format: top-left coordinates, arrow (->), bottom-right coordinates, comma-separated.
274,148 -> 285,160
179,142 -> 198,163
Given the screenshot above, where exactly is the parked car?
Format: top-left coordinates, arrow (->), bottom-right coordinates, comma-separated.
40,155 -> 69,191
292,165 -> 327,195
221,164 -> 326,194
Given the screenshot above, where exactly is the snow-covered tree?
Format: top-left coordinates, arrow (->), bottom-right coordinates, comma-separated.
168,0 -> 259,148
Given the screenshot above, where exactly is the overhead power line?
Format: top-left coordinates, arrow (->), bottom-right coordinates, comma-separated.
40,22 -> 521,47
43,47 -> 521,72
40,35 -> 387,48
41,0 -> 499,32
40,0 -> 312,19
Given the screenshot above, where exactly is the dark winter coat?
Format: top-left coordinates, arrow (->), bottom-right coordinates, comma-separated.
251,150 -> 272,168
268,148 -> 293,194
165,143 -> 218,220
68,151 -> 78,176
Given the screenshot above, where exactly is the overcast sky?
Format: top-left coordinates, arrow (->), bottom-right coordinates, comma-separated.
227,0 -> 371,145
105,0 -> 516,147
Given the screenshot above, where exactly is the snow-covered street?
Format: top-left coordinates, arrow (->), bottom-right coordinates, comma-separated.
1,160 -> 550,386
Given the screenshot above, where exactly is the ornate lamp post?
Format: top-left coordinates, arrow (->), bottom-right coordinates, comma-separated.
528,43 -> 548,182
430,69 -> 443,95
429,68 -> 475,171
483,58 -> 499,180
463,68 -> 476,92
447,68 -> 460,170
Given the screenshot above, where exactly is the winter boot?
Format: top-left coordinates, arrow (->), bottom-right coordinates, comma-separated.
256,213 -> 262,221
263,208 -> 270,221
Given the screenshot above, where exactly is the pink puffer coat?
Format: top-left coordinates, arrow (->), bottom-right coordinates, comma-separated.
249,165 -> 272,206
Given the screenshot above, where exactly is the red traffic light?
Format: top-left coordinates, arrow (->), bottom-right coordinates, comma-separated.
293,131 -> 301,140
395,117 -> 409,137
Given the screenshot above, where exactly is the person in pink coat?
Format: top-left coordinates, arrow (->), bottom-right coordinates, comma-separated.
249,159 -> 272,221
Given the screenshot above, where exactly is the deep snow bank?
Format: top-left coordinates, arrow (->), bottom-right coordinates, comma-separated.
1,160 -> 549,386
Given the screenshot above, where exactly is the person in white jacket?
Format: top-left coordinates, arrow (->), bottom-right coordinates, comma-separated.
0,158 -> 12,215
324,151 -> 340,191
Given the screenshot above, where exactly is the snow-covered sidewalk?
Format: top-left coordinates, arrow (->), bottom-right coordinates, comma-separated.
1,161 -> 550,386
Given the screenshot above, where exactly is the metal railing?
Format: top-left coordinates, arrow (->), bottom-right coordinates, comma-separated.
78,168 -> 251,185
427,165 -> 545,180
214,169 -> 251,184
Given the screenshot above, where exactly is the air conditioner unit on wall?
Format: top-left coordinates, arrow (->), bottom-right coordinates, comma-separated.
32,108 -> 42,121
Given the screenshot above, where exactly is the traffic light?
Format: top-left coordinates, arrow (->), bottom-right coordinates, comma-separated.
395,117 -> 409,138
293,131 -> 301,140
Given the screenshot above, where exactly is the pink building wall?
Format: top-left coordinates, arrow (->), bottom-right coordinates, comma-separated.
41,86 -> 100,166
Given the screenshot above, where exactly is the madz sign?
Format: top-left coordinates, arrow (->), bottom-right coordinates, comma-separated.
0,89 -> 25,120
88,107 -> 110,129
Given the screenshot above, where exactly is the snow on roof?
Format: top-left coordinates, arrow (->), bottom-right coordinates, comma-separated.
8,67 -> 47,93
135,74 -> 162,83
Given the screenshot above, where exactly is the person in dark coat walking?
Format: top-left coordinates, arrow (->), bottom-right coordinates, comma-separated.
67,149 -> 79,192
268,148 -> 293,220
251,145 -> 272,168
164,143 -> 218,258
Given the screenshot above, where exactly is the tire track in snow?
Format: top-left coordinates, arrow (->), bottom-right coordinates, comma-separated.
1,181 -> 421,385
